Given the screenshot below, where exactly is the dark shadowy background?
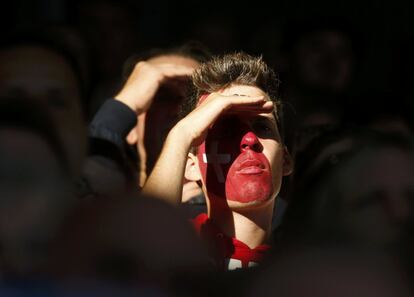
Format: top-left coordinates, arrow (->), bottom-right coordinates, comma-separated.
4,0 -> 414,94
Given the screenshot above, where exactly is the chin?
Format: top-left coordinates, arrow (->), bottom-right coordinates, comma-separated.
226,195 -> 276,210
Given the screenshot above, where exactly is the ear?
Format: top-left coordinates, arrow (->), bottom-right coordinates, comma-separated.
184,152 -> 202,182
282,146 -> 294,176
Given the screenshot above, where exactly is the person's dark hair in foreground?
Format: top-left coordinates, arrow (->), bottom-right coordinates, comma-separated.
246,245 -> 412,297
280,128 -> 414,251
48,193 -> 210,296
0,97 -> 74,280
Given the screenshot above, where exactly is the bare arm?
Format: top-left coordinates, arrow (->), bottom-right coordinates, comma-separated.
141,126 -> 192,203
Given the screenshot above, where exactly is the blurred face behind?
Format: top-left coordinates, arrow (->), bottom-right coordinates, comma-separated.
0,45 -> 87,176
294,30 -> 353,92
339,148 -> 414,245
249,248 -> 412,297
0,128 -> 71,276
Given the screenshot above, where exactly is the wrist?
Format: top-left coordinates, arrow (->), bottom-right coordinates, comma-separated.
167,124 -> 194,153
114,93 -> 136,111
114,92 -> 146,115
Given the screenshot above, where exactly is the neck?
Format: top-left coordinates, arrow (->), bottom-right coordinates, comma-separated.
208,199 -> 275,249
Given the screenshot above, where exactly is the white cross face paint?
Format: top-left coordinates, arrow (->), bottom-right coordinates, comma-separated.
202,141 -> 231,183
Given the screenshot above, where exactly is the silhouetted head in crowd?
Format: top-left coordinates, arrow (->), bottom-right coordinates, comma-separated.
123,42 -> 211,186
282,128 -> 414,249
280,17 -> 362,113
49,194 -> 210,293
0,98 -> 75,279
0,29 -> 88,176
283,17 -> 360,92
248,246 -> 412,297
292,91 -> 414,164
277,17 -> 361,161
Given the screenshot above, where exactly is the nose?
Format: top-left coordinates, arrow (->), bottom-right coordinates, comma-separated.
240,132 -> 263,152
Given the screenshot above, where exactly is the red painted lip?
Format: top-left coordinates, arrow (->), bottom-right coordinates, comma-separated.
237,166 -> 264,175
236,159 -> 266,174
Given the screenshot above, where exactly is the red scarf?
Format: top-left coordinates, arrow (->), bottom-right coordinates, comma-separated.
192,213 -> 271,270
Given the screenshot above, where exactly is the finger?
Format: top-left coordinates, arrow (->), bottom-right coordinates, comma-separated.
157,64 -> 195,77
196,93 -> 266,108
194,97 -> 270,128
231,101 -> 274,109
226,94 -> 266,102
227,108 -> 274,115
229,106 -> 274,113
217,95 -> 267,107
152,63 -> 194,70
227,101 -> 274,114
227,97 -> 273,109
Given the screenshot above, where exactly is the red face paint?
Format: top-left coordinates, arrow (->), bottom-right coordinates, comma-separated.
197,115 -> 274,204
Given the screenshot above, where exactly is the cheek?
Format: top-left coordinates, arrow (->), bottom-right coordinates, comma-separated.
264,141 -> 284,175
266,145 -> 286,197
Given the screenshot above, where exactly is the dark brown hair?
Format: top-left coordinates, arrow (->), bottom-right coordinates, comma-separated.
181,52 -> 284,138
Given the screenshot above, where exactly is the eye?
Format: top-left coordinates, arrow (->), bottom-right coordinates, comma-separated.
252,120 -> 275,137
211,117 -> 237,139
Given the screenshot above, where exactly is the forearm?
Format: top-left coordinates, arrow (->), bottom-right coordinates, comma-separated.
142,126 -> 192,204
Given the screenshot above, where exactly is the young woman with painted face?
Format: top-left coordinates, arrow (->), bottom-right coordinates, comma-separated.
143,53 -> 293,270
